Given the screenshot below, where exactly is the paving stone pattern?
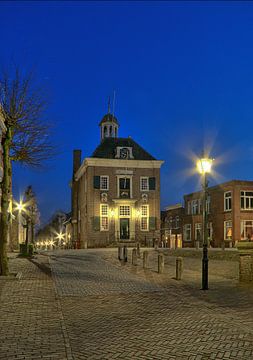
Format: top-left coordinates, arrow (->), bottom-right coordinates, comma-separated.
50,252 -> 161,296
0,256 -> 69,360
1,250 -> 253,359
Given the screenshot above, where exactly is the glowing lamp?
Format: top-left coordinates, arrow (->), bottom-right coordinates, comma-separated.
197,158 -> 213,175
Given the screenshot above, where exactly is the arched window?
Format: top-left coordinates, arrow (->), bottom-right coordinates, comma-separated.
104,126 -> 107,137
109,126 -> 112,137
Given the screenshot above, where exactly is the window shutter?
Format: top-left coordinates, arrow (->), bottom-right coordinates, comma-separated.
93,216 -> 100,231
149,217 -> 156,230
149,177 -> 156,190
93,176 -> 100,189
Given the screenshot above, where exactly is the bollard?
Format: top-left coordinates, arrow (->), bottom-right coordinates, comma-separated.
123,245 -> 128,262
143,251 -> 149,269
176,257 -> 183,280
221,241 -> 225,251
137,242 -> 141,258
132,248 -> 138,266
118,246 -> 123,260
158,253 -> 164,274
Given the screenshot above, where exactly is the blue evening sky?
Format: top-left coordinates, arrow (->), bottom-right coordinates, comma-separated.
1,1 -> 253,223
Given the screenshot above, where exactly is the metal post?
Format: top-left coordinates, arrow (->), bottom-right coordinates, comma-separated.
202,173 -> 208,290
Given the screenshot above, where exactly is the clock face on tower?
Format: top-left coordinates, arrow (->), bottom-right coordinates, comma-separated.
120,147 -> 129,159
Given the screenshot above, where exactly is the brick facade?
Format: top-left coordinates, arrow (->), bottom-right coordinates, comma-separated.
71,112 -> 163,248
183,180 -> 253,248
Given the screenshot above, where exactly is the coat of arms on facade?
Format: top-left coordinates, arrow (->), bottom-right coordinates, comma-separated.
101,192 -> 108,202
141,193 -> 148,203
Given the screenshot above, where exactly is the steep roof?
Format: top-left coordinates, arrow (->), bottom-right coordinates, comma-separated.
92,137 -> 156,160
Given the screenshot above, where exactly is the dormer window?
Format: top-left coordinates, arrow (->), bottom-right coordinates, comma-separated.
115,147 -> 134,159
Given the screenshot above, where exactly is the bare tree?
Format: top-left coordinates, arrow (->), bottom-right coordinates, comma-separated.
0,67 -> 54,275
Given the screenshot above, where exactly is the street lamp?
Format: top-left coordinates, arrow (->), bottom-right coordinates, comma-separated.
197,156 -> 213,290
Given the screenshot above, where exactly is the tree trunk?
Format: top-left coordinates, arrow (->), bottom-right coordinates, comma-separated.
0,127 -> 12,276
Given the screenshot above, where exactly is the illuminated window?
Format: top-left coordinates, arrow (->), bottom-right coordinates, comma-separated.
100,176 -> 109,190
119,205 -> 130,217
224,220 -> 232,240
183,224 -> 191,241
140,205 -> 149,231
140,177 -> 149,191
241,191 -> 253,210
240,220 -> 253,240
100,204 -> 109,231
224,191 -> 232,211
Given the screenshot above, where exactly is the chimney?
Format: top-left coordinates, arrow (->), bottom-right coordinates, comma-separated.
72,150 -> 82,179
71,150 -> 82,247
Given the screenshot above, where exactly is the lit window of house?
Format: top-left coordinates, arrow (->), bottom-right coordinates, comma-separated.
100,176 -> 109,190
241,191 -> 253,210
140,205 -> 149,231
183,224 -> 191,241
224,191 -> 232,211
195,223 -> 202,241
100,204 -> 109,231
119,205 -> 130,217
241,220 -> 253,241
224,220 -> 232,240
140,177 -> 149,191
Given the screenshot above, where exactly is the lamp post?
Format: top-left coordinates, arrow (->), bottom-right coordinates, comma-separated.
197,156 -> 213,290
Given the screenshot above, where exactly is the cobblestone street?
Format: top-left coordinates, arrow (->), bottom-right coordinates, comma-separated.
0,249 -> 253,359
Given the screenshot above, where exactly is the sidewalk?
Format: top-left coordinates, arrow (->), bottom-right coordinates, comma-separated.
0,254 -> 71,360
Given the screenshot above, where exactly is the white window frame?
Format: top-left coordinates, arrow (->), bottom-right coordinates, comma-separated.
119,205 -> 131,217
140,205 -> 149,231
224,191 -> 232,211
100,176 -> 109,191
240,220 -> 253,241
140,177 -> 149,191
100,204 -> 109,231
195,223 -> 202,241
117,176 -> 132,198
241,190 -> 253,210
183,224 -> 191,242
224,220 -> 232,240
191,200 -> 198,215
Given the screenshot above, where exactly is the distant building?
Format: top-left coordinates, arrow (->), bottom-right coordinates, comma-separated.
183,180 -> 253,248
161,204 -> 184,248
71,110 -> 164,248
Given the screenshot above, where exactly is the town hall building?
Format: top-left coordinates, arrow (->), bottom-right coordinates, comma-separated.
71,110 -> 163,248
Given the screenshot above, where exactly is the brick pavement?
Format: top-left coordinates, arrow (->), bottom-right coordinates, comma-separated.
0,255 -> 70,360
0,249 -> 253,359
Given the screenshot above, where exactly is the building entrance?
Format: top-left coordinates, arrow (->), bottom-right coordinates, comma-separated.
120,218 -> 130,240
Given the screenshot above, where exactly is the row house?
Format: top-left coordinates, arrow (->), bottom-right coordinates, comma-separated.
161,204 -> 184,248
183,180 -> 253,248
71,110 -> 163,248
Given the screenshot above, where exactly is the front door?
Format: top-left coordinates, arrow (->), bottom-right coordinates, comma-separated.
120,218 -> 130,240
